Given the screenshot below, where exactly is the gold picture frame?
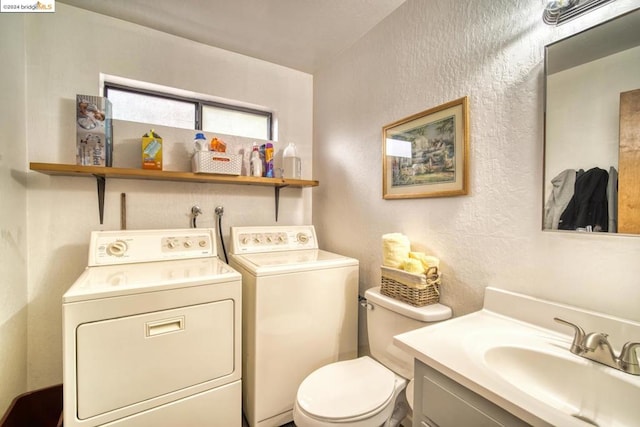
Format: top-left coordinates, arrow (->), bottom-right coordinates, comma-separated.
382,96 -> 469,199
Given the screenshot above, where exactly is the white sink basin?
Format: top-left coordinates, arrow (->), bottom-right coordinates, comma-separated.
484,345 -> 640,426
393,288 -> 640,427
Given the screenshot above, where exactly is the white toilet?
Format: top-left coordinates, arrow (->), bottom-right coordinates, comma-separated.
293,286 -> 452,427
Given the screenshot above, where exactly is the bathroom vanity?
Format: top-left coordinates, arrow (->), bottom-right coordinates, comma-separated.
413,360 -> 527,427
394,287 -> 640,427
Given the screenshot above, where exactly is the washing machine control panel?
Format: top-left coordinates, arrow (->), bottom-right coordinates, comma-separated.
161,236 -> 209,251
89,229 -> 216,266
230,225 -> 318,253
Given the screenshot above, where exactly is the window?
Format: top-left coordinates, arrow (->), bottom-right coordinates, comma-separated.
106,87 -> 196,130
202,104 -> 271,140
104,83 -> 272,140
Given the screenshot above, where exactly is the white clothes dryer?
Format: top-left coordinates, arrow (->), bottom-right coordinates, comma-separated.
228,225 -> 359,427
63,228 -> 242,427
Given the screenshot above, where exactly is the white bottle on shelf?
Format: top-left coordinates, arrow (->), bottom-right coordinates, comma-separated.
193,132 -> 208,153
282,142 -> 301,179
250,144 -> 263,177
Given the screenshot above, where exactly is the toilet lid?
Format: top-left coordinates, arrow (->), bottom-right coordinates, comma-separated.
297,356 -> 396,420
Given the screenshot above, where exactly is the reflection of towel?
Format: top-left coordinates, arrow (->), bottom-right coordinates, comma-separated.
382,233 -> 410,268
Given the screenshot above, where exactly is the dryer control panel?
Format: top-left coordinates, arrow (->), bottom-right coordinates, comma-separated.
89,228 -> 216,266
229,225 -> 318,254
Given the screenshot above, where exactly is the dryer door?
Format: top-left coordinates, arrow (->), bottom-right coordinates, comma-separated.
75,300 -> 235,419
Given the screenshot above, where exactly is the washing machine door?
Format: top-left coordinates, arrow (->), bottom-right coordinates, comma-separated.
296,356 -> 396,421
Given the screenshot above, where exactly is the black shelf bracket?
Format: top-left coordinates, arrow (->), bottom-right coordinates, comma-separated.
93,174 -> 106,225
274,185 -> 289,222
76,171 -> 306,224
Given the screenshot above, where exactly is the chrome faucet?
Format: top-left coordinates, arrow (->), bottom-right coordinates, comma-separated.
554,317 -> 640,375
582,332 -> 618,367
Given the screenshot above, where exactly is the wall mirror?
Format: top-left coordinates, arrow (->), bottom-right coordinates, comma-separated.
543,8 -> 640,235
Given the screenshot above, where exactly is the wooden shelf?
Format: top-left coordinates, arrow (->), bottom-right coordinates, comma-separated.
30,162 -> 319,223
29,163 -> 319,188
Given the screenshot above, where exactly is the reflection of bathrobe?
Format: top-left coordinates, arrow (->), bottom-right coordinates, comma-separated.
558,167 -> 609,231
544,169 -> 576,230
608,166 -> 618,233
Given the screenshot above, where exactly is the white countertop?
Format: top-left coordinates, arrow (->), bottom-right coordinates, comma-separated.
393,287 -> 640,427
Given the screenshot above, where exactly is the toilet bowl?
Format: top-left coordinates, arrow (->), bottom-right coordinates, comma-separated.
294,356 -> 406,427
293,287 -> 452,427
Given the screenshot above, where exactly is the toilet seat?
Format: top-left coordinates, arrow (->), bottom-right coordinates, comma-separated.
406,378 -> 415,410
296,356 -> 397,421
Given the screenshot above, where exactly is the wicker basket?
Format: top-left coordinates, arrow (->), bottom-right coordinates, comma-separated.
380,265 -> 441,307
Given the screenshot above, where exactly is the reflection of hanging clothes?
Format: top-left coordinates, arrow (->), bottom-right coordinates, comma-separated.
607,166 -> 618,233
558,167 -> 609,231
544,169 -> 577,230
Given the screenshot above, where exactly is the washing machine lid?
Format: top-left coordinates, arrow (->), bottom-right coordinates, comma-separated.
297,356 -> 396,420
231,249 -> 358,275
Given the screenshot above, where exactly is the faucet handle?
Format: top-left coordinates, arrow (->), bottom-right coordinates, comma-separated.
554,317 -> 586,353
619,342 -> 640,376
620,342 -> 640,365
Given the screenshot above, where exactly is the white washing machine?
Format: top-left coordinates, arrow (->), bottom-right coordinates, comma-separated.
228,225 -> 359,427
63,228 -> 242,427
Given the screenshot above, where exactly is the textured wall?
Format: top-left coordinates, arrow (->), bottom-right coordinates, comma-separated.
21,3 -> 313,390
313,0 -> 640,340
0,15 -> 28,415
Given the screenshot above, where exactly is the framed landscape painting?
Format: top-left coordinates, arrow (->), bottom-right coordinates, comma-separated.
382,97 -> 469,199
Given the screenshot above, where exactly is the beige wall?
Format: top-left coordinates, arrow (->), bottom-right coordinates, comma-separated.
312,0 -> 640,353
9,3 -> 313,402
0,14 -> 29,416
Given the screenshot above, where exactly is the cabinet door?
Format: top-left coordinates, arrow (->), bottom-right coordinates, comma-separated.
416,362 -> 530,427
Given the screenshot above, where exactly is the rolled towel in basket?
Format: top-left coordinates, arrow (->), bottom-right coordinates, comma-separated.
401,258 -> 425,274
409,252 -> 440,271
382,233 -> 411,268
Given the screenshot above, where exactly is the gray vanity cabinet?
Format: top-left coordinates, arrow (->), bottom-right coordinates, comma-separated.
413,360 -> 529,427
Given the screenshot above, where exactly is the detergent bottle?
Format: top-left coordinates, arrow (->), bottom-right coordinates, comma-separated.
282,142 -> 301,179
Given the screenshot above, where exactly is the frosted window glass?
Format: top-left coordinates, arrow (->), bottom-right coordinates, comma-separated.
108,89 -> 195,130
202,105 -> 269,140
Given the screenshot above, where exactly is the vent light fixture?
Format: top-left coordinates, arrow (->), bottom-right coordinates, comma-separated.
543,0 -> 617,25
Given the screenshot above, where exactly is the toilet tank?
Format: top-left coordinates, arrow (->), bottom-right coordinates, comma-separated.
365,287 -> 451,379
